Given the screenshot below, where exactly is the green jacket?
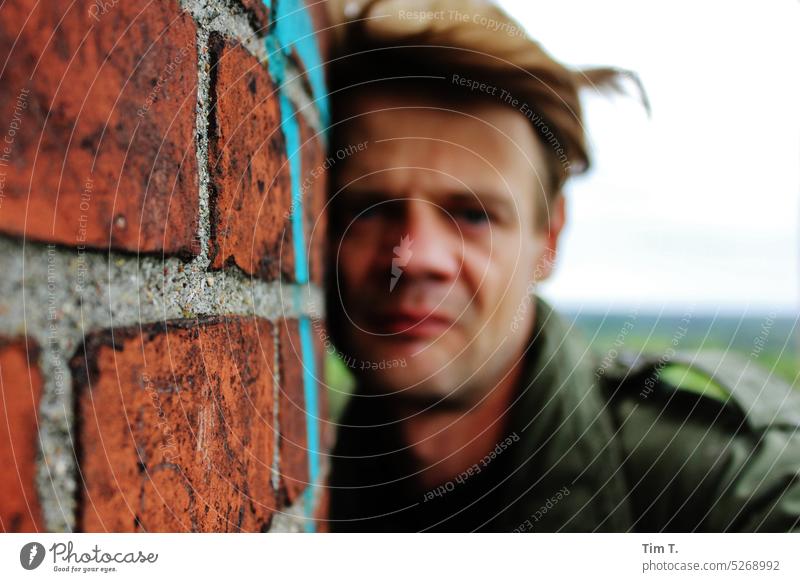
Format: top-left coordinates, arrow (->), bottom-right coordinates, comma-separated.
328,299 -> 800,531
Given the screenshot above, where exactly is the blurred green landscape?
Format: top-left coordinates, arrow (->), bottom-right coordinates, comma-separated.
567,311 -> 799,386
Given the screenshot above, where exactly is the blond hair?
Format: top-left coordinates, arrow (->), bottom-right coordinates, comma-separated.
326,0 -> 646,193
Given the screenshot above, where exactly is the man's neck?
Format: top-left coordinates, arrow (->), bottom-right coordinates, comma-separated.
394,357 -> 526,490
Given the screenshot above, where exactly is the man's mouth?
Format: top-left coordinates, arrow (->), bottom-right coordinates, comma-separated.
369,309 -> 454,338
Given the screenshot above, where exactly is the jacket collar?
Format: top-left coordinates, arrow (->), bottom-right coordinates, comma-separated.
498,297 -> 633,531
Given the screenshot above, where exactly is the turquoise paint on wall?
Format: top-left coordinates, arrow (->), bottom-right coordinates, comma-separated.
262,0 -> 329,532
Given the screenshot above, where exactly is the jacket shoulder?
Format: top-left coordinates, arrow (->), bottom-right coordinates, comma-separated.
599,349 -> 800,531
600,349 -> 800,431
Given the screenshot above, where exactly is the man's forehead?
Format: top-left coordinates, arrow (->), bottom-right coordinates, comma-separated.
333,89 -> 549,201
338,83 -> 473,113
338,157 -> 519,206
339,87 -> 530,137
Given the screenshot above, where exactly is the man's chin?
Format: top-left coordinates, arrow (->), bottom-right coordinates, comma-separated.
353,359 -> 475,403
343,333 -> 471,387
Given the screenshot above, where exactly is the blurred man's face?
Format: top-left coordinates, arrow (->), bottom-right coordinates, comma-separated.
328,90 -> 561,403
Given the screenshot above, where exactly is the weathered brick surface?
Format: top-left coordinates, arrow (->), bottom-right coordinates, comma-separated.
314,484 -> 330,532
303,0 -> 332,66
0,0 -> 199,255
311,317 -> 333,532
239,0 -> 270,33
73,317 -> 279,532
307,315 -> 334,457
0,0 -> 330,533
277,318 -> 309,504
0,337 -> 44,532
209,36 -> 295,280
300,118 -> 328,285
277,317 -> 329,506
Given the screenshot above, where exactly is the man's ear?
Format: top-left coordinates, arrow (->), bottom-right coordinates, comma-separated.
534,194 -> 566,282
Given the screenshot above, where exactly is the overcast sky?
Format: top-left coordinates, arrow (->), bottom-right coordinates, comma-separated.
498,0 -> 799,314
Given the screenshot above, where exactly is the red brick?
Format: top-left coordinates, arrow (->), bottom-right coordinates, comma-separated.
208,36 -> 295,280
0,0 -> 199,255
73,317 -> 278,532
303,0 -> 332,66
277,317 -> 329,505
310,316 -> 332,530
277,319 -> 309,504
299,118 -> 328,285
309,316 -> 334,454
314,484 -> 330,531
238,0 -> 270,33
0,337 -> 44,532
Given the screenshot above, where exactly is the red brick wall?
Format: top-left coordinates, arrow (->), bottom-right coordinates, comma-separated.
0,0 -> 329,532
0,338 -> 44,532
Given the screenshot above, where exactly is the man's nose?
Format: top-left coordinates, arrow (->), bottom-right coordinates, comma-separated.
386,200 -> 460,282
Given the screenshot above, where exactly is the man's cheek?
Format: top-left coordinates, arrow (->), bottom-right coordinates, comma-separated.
338,266 -> 368,303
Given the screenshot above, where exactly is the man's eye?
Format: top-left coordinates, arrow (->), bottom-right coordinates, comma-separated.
357,204 -> 382,220
334,200 -> 383,223
456,207 -> 490,224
